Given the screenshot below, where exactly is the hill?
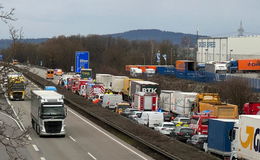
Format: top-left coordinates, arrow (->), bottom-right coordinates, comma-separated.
0,38 -> 48,49
107,29 -> 207,46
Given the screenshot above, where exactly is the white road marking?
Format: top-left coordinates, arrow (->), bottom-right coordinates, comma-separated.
0,111 -> 23,131
40,157 -> 46,160
68,109 -> 148,160
4,94 -> 26,131
88,152 -> 97,160
69,136 -> 76,142
32,144 -> 39,152
28,135 -> 32,141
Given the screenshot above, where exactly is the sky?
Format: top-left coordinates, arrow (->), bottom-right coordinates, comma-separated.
0,0 -> 260,39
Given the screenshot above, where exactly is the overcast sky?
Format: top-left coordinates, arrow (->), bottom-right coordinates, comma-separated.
0,0 -> 259,39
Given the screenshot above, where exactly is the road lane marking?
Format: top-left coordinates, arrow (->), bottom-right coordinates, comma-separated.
68,109 -> 148,160
69,136 -> 76,142
32,144 -> 39,152
27,135 -> 32,141
4,94 -> 26,131
88,152 -> 97,160
40,157 -> 46,160
0,111 -> 23,131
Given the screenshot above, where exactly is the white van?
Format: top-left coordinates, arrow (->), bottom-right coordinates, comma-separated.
137,111 -> 164,128
101,94 -> 123,109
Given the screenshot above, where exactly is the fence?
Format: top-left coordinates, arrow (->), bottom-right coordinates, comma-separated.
156,67 -> 260,92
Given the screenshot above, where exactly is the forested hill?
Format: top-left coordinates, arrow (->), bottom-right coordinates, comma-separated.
0,38 -> 48,49
107,29 -> 207,46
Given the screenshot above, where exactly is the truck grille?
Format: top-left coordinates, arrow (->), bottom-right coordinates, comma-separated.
44,121 -> 62,133
13,92 -> 23,99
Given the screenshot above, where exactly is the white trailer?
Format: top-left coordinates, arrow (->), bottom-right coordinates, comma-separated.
101,94 -> 123,109
159,90 -> 178,112
96,74 -> 113,90
173,91 -> 197,116
31,90 -> 67,136
111,76 -> 128,93
205,62 -> 227,74
231,115 -> 260,160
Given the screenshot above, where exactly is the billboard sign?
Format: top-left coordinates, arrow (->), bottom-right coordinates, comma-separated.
75,51 -> 89,73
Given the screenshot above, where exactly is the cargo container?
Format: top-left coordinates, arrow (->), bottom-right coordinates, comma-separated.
125,65 -> 139,71
95,74 -> 113,90
206,119 -> 238,157
156,66 -> 175,75
176,60 -> 195,71
237,59 -> 260,72
111,76 -> 128,93
193,93 -> 221,113
243,102 -> 260,115
122,78 -> 143,96
133,92 -> 158,111
130,80 -> 159,99
199,102 -> 238,119
173,92 -> 197,116
130,68 -> 142,77
230,115 -> 260,160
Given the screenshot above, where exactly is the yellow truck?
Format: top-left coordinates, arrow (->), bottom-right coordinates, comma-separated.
199,102 -> 238,119
122,78 -> 143,101
193,93 -> 221,112
7,74 -> 26,101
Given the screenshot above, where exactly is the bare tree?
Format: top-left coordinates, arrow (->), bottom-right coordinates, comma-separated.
0,4 -> 16,23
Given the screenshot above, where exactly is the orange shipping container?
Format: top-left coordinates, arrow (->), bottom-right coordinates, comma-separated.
238,59 -> 260,71
199,102 -> 238,119
176,60 -> 195,71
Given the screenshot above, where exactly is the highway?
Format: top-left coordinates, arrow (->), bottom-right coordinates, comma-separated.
5,65 -> 154,160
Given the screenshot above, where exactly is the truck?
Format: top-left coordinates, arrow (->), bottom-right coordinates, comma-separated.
205,119 -> 238,158
111,76 -> 128,93
80,68 -> 92,79
7,73 -> 26,100
227,60 -> 238,73
174,91 -> 197,116
31,90 -> 67,136
237,59 -> 260,72
46,69 -> 54,79
130,68 -> 142,77
205,62 -> 227,74
101,94 -> 123,109
85,83 -> 105,99
159,90 -> 177,112
144,68 -> 155,77
175,60 -> 195,71
130,80 -> 159,100
243,102 -> 260,115
189,114 -> 216,135
133,92 -> 158,111
193,93 -> 221,113
122,78 -> 143,101
199,102 -> 238,119
96,74 -> 113,90
230,115 -> 260,160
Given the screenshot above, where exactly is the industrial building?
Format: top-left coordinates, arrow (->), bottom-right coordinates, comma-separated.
197,36 -> 260,63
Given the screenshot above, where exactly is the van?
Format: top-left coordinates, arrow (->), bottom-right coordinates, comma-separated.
137,111 -> 164,128
46,69 -> 54,79
101,94 -> 123,109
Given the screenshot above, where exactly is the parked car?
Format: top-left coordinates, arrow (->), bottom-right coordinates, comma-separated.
154,122 -> 175,135
170,127 -> 194,142
172,116 -> 190,124
163,112 -> 175,122
187,134 -> 208,149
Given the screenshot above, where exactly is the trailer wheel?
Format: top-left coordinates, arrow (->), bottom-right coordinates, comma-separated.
31,119 -> 35,129
36,124 -> 40,135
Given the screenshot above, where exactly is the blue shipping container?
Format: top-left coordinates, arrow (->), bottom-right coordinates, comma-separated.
75,51 -> 89,73
156,66 -> 175,75
208,119 -> 238,155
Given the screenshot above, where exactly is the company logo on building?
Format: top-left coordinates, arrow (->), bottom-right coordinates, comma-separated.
198,42 -> 216,48
240,126 -> 260,152
248,61 -> 260,67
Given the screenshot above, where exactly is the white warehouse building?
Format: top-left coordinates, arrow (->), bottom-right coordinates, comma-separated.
197,36 -> 260,63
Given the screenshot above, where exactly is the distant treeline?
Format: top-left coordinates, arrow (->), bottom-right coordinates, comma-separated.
1,35 -> 196,74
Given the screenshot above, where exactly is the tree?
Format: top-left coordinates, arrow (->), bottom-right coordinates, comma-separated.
0,5 -> 16,23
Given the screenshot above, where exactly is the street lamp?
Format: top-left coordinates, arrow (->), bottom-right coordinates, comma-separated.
229,49 -> 233,60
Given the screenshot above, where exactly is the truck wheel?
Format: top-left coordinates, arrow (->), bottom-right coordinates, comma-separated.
36,124 -> 40,135
31,119 -> 35,129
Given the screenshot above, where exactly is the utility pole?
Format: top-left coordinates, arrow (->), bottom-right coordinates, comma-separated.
150,40 -> 153,64
171,48 -> 173,65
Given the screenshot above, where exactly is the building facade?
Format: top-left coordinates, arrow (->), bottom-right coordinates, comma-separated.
197,36 -> 260,63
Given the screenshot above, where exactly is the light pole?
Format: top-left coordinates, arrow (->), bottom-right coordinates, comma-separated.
229,49 -> 233,60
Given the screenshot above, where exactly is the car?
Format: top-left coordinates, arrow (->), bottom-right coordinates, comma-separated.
128,111 -> 142,122
172,116 -> 190,124
187,134 -> 208,149
170,127 -> 195,142
121,108 -> 139,118
154,122 -> 175,135
163,112 -> 175,122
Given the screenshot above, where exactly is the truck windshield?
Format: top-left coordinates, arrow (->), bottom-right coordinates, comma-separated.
191,117 -> 199,124
42,106 -> 65,116
12,83 -> 25,90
